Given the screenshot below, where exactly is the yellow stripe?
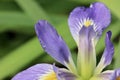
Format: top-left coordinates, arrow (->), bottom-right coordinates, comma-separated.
84,20 -> 92,27
116,76 -> 120,80
39,71 -> 57,80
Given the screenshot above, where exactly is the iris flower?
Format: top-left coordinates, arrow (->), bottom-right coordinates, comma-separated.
12,2 -> 120,80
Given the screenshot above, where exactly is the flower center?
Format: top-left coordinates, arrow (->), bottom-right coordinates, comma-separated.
39,71 -> 57,80
83,19 -> 93,27
116,76 -> 120,80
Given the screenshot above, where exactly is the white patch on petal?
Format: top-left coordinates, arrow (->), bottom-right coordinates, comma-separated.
76,17 -> 98,32
38,67 -> 57,80
95,57 -> 106,74
90,4 -> 93,8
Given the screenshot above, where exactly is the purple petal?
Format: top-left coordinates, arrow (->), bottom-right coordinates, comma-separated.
53,66 -> 77,80
58,69 -> 76,80
91,2 -> 111,34
95,31 -> 114,74
68,2 -> 111,44
110,69 -> 120,80
102,31 -> 114,65
77,26 -> 96,78
78,26 -> 96,58
68,7 -> 91,44
12,64 -> 58,80
35,20 -> 72,66
90,70 -> 114,80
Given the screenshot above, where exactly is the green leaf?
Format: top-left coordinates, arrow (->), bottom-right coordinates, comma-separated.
15,0 -> 51,22
70,0 -> 95,4
0,37 -> 43,79
0,11 -> 34,33
0,11 -> 33,26
114,39 -> 120,68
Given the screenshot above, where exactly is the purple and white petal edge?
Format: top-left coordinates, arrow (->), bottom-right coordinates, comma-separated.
95,31 -> 114,74
90,70 -> 114,80
12,64 -> 57,80
110,69 -> 120,80
53,65 -> 77,80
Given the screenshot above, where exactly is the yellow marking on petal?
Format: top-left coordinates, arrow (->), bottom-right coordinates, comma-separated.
116,76 -> 120,80
40,71 -> 57,80
84,20 -> 92,27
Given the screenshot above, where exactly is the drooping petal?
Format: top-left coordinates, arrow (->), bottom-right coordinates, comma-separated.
77,26 -> 96,79
35,20 -> 77,73
68,2 -> 111,45
95,31 -> 114,74
90,70 -> 114,80
12,64 -> 58,80
53,66 -> 77,80
110,69 -> 120,80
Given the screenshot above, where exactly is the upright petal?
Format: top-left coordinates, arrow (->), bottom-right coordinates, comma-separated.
12,64 -> 58,80
95,31 -> 114,74
68,6 -> 92,45
68,2 -> 111,45
110,69 -> 120,80
91,2 -> 111,35
77,26 -> 96,79
35,20 -> 77,73
35,20 -> 71,65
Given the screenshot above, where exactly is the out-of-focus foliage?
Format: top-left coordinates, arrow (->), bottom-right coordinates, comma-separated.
0,0 -> 119,80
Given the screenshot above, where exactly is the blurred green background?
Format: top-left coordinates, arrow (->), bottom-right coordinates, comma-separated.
0,0 -> 119,80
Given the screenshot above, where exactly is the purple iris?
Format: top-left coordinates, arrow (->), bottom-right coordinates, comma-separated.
12,2 -> 120,80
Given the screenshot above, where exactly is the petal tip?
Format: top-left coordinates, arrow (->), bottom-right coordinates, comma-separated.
107,31 -> 112,38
